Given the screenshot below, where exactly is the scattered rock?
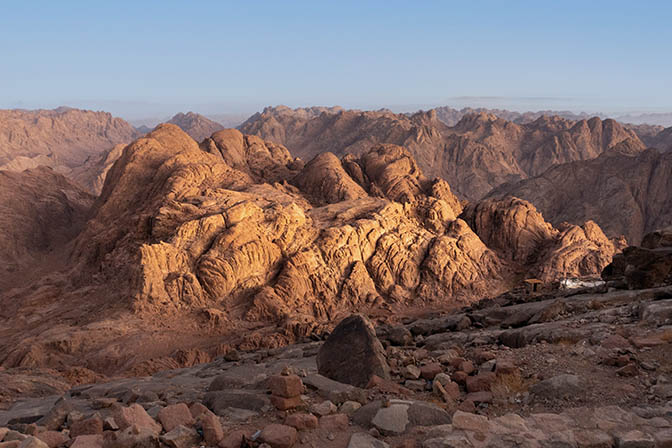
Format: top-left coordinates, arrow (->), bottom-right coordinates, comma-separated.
269,375 -> 304,398
160,425 -> 199,448
319,414 -> 349,431
70,415 -> 103,437
347,432 -> 389,448
402,365 -> 421,380
70,435 -> 102,448
259,424 -> 297,448
614,429 -> 655,447
465,372 -> 496,393
17,437 -> 48,448
530,374 -> 583,399
451,410 -> 490,432
420,364 -> 442,381
340,401 -> 362,416
198,411 -> 223,445
285,413 -> 318,431
111,404 -> 162,434
270,396 -> 303,411
310,401 -> 337,417
34,431 -> 68,448
303,374 -> 367,405
102,424 -> 159,448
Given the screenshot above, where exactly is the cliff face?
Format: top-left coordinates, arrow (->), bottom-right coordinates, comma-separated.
0,107 -> 139,193
0,167 -> 94,289
240,107 -> 645,200
0,125 -> 619,374
487,149 -> 672,245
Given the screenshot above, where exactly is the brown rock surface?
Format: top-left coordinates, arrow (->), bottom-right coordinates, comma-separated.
317,314 -> 390,387
0,167 -> 94,289
240,106 -> 645,200
0,107 -> 138,192
461,197 -> 621,281
488,148 -> 672,244
0,125 -> 619,377
167,112 -> 224,142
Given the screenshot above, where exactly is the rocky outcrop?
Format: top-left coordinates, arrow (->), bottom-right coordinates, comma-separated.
0,125 -> 619,375
167,112 -> 225,142
461,197 -> 621,281
488,148 -> 672,244
0,167 -> 94,289
240,106 -> 646,200
0,107 -> 138,190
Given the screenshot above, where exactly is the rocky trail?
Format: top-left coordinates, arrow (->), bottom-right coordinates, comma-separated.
1,281 -> 671,448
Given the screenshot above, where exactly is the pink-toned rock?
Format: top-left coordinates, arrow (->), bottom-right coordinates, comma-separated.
259,424 -> 297,448
70,415 -> 103,438
631,335 -> 666,348
452,371 -> 468,385
70,434 -> 102,448
600,334 -> 630,349
270,395 -> 303,411
451,410 -> 491,432
189,403 -> 209,419
111,404 -> 162,434
0,428 -> 9,441
495,361 -> 520,376
319,414 -> 349,431
465,391 -> 493,404
654,429 -> 672,448
458,360 -> 475,375
218,430 -> 251,448
0,441 -> 21,448
473,350 -> 496,364
285,414 -> 318,431
102,425 -> 159,448
157,404 -> 194,432
457,400 -> 476,413
199,412 -> 223,445
269,375 -> 304,398
615,363 -> 639,377
366,375 -> 412,396
420,363 -> 442,380
466,372 -> 496,393
35,431 -> 68,448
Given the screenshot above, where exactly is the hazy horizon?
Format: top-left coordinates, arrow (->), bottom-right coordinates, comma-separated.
2,1 -> 672,121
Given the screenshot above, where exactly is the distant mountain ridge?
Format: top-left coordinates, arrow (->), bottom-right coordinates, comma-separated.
0,107 -> 139,192
239,106 -> 647,200
487,148 -> 672,244
167,111 -> 225,141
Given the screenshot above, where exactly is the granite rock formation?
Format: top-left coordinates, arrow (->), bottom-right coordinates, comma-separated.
167,112 -> 225,142
488,148 -> 672,244
0,125 -> 619,375
0,107 -> 138,191
240,106 -> 645,200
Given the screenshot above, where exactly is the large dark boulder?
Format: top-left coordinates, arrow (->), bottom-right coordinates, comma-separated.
602,246 -> 672,289
316,314 -> 390,387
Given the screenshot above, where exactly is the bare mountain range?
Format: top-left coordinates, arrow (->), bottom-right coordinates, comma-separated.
167,111 -> 225,141
239,106 -> 649,200
0,107 -> 139,191
487,148 -> 672,245
0,124 -> 620,374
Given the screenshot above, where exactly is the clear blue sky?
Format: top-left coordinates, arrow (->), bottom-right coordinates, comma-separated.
1,1 -> 671,119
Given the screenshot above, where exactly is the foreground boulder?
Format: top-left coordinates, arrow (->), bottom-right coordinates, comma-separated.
317,314 -> 391,387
